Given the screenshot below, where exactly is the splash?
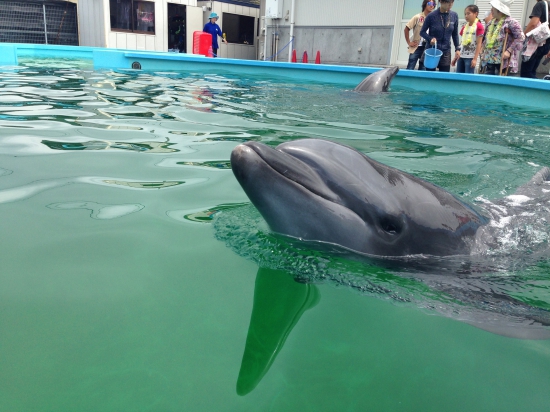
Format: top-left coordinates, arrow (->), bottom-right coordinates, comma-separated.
213,204 -> 550,338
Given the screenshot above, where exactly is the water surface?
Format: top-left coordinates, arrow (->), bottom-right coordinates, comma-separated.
1,59 -> 550,411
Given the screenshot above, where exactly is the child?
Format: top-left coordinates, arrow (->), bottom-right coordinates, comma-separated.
452,5 -> 485,73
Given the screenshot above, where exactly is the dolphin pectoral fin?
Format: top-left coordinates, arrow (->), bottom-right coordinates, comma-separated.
236,267 -> 320,396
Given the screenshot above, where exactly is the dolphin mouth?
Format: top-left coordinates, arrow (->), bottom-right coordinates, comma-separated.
236,141 -> 339,203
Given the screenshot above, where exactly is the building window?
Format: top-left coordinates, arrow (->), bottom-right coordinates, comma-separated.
222,13 -> 255,45
110,0 -> 155,34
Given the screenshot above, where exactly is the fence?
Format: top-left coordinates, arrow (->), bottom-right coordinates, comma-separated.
0,0 -> 78,46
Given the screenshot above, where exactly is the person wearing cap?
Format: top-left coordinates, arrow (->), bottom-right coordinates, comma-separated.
520,0 -> 550,78
480,0 -> 524,75
203,12 -> 228,57
419,0 -> 461,72
404,0 -> 436,70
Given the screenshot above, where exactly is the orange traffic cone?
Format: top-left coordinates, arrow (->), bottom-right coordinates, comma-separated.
315,51 -> 321,64
302,51 -> 308,63
291,49 -> 297,63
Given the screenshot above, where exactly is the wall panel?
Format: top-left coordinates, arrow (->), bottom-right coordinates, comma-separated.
271,26 -> 392,65
293,0 -> 397,27
87,0 -> 100,46
127,34 -> 137,49
137,34 -> 146,49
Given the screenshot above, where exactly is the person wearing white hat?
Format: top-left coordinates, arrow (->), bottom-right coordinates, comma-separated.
480,0 -> 524,75
520,0 -> 550,78
203,12 -> 228,57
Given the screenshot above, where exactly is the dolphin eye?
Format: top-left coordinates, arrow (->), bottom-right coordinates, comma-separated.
380,218 -> 401,235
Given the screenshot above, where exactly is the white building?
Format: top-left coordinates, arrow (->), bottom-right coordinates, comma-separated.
1,0 -> 544,72
258,0 -> 543,71
77,0 -> 259,58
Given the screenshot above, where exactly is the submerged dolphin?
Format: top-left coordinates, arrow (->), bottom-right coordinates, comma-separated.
354,66 -> 399,92
231,138 -> 490,257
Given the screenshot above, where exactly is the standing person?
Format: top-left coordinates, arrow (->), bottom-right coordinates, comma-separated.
404,0 -> 436,70
452,5 -> 485,73
203,12 -> 227,57
420,0 -> 461,72
520,0 -> 550,78
483,9 -> 493,27
480,0 -> 524,76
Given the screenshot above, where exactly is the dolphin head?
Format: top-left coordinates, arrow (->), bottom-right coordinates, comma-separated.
231,139 -> 486,257
354,66 -> 399,93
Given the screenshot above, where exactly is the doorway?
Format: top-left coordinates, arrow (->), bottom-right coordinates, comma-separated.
168,3 -> 186,52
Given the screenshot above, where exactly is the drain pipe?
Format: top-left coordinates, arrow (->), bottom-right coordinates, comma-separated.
275,31 -> 279,61
262,16 -> 268,61
287,0 -> 296,62
271,30 -> 276,60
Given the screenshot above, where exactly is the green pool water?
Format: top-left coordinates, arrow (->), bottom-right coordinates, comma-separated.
1,60 -> 550,411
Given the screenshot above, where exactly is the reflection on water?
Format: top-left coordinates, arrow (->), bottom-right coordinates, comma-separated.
1,61 -> 550,410
102,179 -> 184,189
41,139 -> 171,153
48,201 -> 144,220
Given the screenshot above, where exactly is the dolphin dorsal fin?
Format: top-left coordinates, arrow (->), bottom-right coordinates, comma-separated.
514,167 -> 550,196
528,167 -> 550,186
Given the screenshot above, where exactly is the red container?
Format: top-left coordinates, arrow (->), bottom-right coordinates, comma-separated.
193,31 -> 212,56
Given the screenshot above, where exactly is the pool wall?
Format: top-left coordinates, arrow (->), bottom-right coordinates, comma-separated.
1,43 -> 549,109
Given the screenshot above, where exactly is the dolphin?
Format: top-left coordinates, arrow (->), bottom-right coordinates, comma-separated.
230,138 -> 490,257
354,66 -> 399,92
227,139 -> 550,351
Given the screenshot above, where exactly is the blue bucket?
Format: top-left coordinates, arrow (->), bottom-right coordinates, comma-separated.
424,46 -> 443,69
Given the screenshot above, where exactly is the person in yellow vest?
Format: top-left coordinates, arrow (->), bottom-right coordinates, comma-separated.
452,5 -> 485,73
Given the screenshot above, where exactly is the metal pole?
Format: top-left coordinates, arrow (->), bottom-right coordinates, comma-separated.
43,4 -> 48,44
287,0 -> 296,62
263,16 -> 267,60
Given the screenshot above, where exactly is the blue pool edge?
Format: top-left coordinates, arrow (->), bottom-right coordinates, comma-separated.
1,42 -> 549,109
